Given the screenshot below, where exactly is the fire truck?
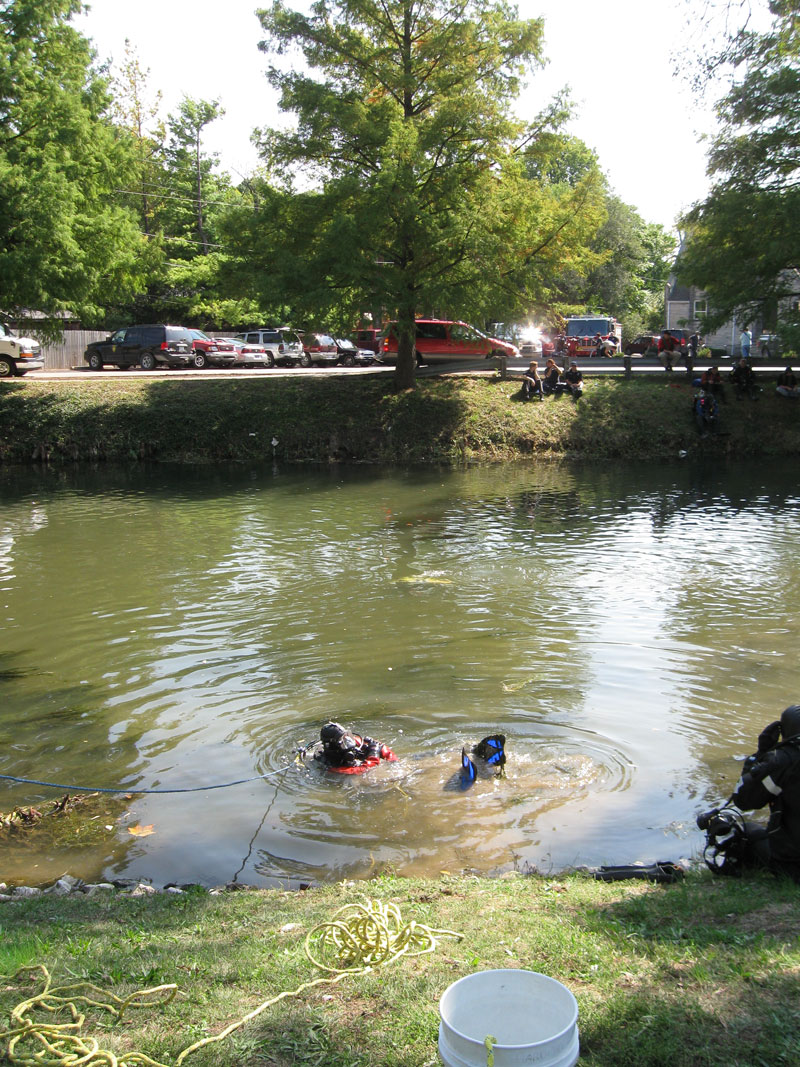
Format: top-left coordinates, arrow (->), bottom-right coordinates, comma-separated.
564,315 -> 622,357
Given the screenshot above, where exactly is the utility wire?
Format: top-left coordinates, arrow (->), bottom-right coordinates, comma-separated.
114,188 -> 245,209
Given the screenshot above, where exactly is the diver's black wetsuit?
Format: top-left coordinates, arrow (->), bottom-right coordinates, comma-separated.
732,731 -> 800,880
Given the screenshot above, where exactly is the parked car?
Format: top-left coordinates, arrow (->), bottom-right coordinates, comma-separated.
473,327 -> 519,358
624,334 -> 660,356
84,325 -> 194,370
353,327 -> 382,354
0,323 -> 44,377
188,329 -> 236,369
224,337 -> 276,368
300,332 -> 339,367
381,319 -> 494,364
238,327 -> 303,366
335,338 -> 376,366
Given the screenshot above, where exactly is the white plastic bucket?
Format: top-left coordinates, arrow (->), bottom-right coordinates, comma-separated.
438,969 -> 579,1067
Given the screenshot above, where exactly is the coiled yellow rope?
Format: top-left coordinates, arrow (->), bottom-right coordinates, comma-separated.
0,898 -> 462,1067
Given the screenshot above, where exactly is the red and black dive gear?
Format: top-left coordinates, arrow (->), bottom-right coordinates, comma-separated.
314,721 -> 397,774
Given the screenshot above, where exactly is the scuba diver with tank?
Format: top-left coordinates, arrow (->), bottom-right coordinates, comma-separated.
697,704 -> 800,880
307,721 -> 397,774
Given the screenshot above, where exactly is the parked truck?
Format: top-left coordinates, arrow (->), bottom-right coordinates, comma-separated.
564,315 -> 622,357
0,323 -> 44,377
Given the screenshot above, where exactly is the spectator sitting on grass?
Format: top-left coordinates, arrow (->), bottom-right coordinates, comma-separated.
563,360 -> 583,400
518,359 -> 543,401
731,357 -> 759,400
542,358 -> 564,396
700,365 -> 725,403
776,366 -> 799,398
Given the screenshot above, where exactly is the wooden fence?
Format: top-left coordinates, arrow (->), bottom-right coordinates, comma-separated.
40,330 -> 109,369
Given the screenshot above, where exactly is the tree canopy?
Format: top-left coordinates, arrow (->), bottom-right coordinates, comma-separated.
252,0 -> 605,386
678,0 -> 800,331
0,0 -> 677,347
0,0 -> 146,326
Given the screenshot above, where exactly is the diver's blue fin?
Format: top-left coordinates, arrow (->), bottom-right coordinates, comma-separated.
474,734 -> 506,768
460,746 -> 477,788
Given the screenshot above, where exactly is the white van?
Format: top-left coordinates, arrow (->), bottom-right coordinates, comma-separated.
0,323 -> 44,377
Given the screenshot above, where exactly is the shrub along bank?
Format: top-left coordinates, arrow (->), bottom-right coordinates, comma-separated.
2,374 -> 800,464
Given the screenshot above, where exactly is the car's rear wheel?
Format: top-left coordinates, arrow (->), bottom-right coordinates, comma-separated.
140,352 -> 157,371
415,349 -> 425,367
342,354 -> 355,367
0,357 -> 15,378
192,352 -> 209,369
298,352 -> 312,368
88,352 -> 103,371
264,352 -> 275,368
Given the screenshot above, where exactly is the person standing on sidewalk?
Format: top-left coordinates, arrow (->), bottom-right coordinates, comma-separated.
740,328 -> 752,362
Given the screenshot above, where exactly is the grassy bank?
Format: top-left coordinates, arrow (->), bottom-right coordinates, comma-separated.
1,870 -> 798,1066
2,373 -> 800,464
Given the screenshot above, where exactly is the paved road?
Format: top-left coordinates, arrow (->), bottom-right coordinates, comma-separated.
19,364 -> 394,381
16,356 -> 790,382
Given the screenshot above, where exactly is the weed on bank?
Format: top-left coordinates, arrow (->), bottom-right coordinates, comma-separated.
0,870 -> 798,1066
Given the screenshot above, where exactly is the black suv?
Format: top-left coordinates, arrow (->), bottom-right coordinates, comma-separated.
84,325 -> 194,370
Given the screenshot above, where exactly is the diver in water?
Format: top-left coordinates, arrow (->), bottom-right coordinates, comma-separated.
461,734 -> 506,786
313,721 -> 396,774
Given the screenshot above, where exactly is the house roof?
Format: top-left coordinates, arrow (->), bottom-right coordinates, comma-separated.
667,281 -> 692,301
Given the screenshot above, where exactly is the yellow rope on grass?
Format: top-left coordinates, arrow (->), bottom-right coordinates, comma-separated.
0,963 -> 178,1067
0,898 -> 462,1067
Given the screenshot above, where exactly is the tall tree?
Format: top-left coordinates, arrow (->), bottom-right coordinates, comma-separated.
525,135 -> 674,334
164,97 -> 224,256
0,0 -> 145,325
110,39 -> 166,240
678,0 -> 800,329
565,197 -> 675,334
111,93 -> 259,328
255,0 -> 603,388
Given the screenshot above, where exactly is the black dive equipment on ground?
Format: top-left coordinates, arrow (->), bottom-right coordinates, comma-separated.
696,805 -> 750,875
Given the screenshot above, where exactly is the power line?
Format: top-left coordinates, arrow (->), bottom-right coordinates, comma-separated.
114,188 -> 246,209
136,231 -> 228,249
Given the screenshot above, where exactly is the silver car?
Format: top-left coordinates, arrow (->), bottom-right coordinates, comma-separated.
239,328 -> 303,366
224,337 -> 277,369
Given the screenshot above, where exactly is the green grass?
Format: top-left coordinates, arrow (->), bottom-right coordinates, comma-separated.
2,373 -> 799,464
0,870 -> 798,1066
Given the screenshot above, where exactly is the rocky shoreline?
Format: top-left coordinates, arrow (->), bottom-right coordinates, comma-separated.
0,875 -> 262,899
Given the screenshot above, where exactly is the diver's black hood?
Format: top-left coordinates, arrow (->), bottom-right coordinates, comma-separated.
781,705 -> 800,739
320,721 -> 347,744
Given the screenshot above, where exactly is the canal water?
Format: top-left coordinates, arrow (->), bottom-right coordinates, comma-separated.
1,460 -> 798,888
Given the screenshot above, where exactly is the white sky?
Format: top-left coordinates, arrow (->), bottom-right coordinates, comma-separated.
77,0 -> 724,232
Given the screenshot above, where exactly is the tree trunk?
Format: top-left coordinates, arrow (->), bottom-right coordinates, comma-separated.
392,3 -> 417,392
394,298 -> 416,390
195,132 -> 208,254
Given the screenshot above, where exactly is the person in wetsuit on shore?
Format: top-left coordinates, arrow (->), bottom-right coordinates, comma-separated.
728,705 -> 800,881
